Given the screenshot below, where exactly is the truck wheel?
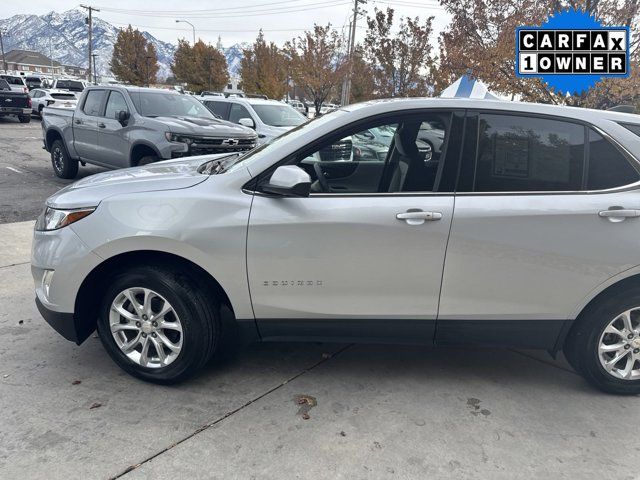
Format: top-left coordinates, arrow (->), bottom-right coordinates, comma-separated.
38,105 -> 44,118
18,115 -> 31,124
51,139 -> 79,179
96,265 -> 220,384
138,155 -> 160,166
564,287 -> 640,395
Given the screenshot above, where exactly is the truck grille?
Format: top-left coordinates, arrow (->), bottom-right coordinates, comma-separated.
188,136 -> 256,154
319,139 -> 352,161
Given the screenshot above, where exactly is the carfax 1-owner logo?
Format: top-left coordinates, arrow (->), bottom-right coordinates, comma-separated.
515,8 -> 630,94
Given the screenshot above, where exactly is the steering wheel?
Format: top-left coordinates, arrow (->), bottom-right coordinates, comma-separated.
313,162 -> 332,193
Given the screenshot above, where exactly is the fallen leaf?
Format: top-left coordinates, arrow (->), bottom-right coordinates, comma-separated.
340,431 -> 347,437
18,320 -> 24,325
302,413 -> 310,420
89,402 -> 102,410
72,380 -> 81,385
297,398 -> 307,405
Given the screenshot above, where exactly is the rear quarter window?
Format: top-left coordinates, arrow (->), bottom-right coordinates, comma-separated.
587,128 -> 639,190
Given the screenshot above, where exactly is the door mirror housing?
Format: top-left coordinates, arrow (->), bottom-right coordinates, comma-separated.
262,166 -> 311,197
238,117 -> 255,129
117,110 -> 130,125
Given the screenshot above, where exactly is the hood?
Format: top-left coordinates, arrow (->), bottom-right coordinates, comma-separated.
46,156 -> 223,209
152,116 -> 257,138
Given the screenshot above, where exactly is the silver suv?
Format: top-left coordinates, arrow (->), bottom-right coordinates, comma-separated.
32,98 -> 640,394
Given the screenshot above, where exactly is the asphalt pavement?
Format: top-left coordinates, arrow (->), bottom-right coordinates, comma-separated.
1,220 -> 639,480
0,116 -> 105,224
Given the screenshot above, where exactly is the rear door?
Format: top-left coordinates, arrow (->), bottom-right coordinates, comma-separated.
247,110 -> 464,342
95,90 -> 132,167
73,89 -> 106,160
437,111 -> 640,349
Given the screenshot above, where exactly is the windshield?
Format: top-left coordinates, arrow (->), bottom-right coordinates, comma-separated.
252,104 -> 306,127
226,110 -> 346,174
1,75 -> 25,86
130,91 -> 216,119
51,93 -> 76,100
56,80 -> 84,91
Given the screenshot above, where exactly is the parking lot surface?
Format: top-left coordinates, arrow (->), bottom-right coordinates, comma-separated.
0,117 -> 105,224
1,220 -> 639,479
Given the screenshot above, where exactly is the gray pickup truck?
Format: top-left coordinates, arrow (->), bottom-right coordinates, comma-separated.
41,85 -> 258,178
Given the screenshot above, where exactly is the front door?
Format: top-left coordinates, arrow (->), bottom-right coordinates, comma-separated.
247,111 -> 463,342
437,112 -> 640,348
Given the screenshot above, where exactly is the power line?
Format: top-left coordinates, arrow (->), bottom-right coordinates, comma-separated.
108,21 -> 312,34
96,0 -> 320,15
96,0 -> 350,18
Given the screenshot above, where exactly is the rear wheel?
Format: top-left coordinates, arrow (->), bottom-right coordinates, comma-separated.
38,105 -> 44,117
96,266 -> 220,383
564,288 -> 640,394
18,115 -> 31,124
50,139 -> 78,179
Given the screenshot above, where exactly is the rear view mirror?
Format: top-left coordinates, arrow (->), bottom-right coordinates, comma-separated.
117,110 -> 130,125
238,117 -> 255,129
262,166 -> 311,197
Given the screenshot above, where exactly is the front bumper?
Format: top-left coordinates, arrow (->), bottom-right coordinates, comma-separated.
35,297 -> 81,344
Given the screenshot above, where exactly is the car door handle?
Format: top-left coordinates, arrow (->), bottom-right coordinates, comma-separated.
599,207 -> 640,222
396,210 -> 442,225
98,122 -> 106,128
74,119 -> 82,125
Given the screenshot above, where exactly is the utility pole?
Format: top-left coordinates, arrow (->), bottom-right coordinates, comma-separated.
0,29 -> 7,72
91,53 -> 98,84
80,5 -> 100,83
342,0 -> 363,107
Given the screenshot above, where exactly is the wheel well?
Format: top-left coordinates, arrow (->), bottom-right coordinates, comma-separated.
74,250 -> 234,340
130,144 -> 160,166
45,130 -> 62,150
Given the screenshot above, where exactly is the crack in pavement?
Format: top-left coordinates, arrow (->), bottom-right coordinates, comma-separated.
0,261 -> 30,269
110,344 -> 354,479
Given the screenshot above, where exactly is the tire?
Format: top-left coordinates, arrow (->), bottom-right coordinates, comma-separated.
38,105 -> 44,118
137,155 -> 159,166
96,265 -> 220,384
564,287 -> 640,395
50,139 -> 78,179
18,115 -> 31,123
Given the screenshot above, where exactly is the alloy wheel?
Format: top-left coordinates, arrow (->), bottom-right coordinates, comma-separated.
52,147 -> 64,173
598,308 -> 640,380
109,287 -> 183,369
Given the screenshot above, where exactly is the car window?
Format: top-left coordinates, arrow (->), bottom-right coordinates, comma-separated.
50,93 -> 76,100
229,103 -> 252,124
56,80 -> 85,92
104,91 -> 128,119
204,100 -> 229,119
82,90 -> 105,116
474,114 -> 584,192
252,104 -> 305,127
587,129 -> 639,190
0,75 -> 25,85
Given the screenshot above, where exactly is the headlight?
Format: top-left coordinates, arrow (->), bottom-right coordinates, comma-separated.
35,206 -> 95,231
165,132 -> 194,145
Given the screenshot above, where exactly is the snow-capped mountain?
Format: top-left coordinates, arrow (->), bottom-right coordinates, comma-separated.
0,9 -> 245,81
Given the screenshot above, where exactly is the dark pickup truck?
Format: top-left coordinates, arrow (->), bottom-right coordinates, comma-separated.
0,79 -> 31,123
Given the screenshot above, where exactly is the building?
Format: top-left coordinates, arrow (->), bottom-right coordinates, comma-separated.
0,49 -> 63,75
62,64 -> 87,77
223,75 -> 242,95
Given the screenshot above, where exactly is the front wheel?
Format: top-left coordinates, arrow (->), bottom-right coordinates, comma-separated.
50,139 -> 78,179
564,288 -> 640,394
96,266 -> 220,383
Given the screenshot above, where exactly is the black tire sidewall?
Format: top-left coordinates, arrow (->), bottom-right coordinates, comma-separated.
571,289 -> 640,395
96,267 -> 216,384
51,139 -> 78,179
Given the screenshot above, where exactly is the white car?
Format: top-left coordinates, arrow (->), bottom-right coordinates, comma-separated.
287,99 -> 307,116
29,89 -> 78,116
31,98 -> 640,393
200,96 -> 307,143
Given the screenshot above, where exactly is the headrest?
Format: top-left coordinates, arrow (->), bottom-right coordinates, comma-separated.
393,123 -> 420,158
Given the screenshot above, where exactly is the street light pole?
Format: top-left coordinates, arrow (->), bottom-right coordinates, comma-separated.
175,19 -> 196,45
80,5 -> 100,83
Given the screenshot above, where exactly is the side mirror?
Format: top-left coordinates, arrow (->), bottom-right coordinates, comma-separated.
238,117 -> 255,129
262,165 -> 311,197
117,110 -> 130,125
